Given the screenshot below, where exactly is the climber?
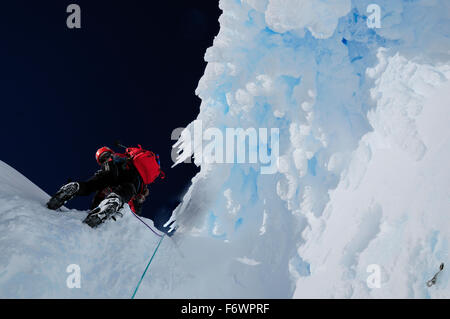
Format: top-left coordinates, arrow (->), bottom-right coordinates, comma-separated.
47,145 -> 163,228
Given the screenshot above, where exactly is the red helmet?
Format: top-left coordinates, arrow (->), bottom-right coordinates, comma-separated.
95,146 -> 114,164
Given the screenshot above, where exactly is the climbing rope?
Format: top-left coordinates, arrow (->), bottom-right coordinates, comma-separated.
426,263 -> 444,287
131,234 -> 165,299
131,211 -> 164,238
130,210 -> 165,299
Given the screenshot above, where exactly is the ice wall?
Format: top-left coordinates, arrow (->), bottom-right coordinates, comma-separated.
172,0 -> 450,298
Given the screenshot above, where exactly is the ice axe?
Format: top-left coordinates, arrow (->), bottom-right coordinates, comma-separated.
427,263 -> 444,287
115,140 -> 146,151
114,140 -> 128,150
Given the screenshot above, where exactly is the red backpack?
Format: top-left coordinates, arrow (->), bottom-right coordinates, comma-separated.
125,145 -> 164,185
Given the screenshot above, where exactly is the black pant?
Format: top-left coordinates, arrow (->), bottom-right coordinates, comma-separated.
77,169 -> 142,210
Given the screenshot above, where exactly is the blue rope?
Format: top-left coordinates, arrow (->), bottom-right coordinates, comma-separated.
131,234 -> 165,299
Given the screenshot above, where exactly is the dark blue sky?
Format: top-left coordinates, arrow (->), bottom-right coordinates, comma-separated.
0,1 -> 221,227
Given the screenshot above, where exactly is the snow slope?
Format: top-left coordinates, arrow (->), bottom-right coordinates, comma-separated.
1,0 -> 449,298
0,160 -> 294,298
0,160 -> 164,298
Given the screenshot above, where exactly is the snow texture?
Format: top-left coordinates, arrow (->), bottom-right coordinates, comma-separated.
170,0 -> 450,298
1,0 -> 450,298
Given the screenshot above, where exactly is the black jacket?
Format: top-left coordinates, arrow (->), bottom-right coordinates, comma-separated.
77,154 -> 146,213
